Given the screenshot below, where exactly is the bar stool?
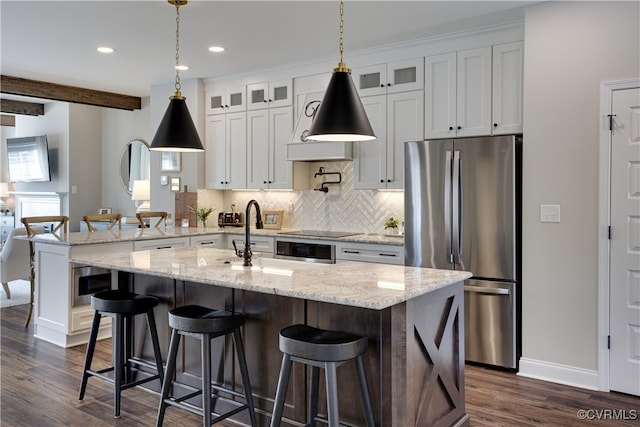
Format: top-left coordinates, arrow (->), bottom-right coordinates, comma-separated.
78,290 -> 164,418
156,305 -> 257,427
270,324 -> 376,427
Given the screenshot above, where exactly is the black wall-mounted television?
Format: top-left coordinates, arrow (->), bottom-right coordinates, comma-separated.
6,135 -> 52,182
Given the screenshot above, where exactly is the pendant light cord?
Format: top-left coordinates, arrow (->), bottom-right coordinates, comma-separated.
173,2 -> 182,97
334,0 -> 350,73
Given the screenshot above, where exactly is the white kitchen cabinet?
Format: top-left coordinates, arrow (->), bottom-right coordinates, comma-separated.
247,78 -> 292,110
226,234 -> 274,257
353,58 -> 424,97
354,90 -> 424,189
247,106 -> 308,190
206,86 -> 246,115
133,237 -> 189,251
34,241 -> 132,347
491,41 -> 524,135
206,112 -> 247,190
425,47 -> 492,138
190,234 -> 225,248
335,241 -> 404,265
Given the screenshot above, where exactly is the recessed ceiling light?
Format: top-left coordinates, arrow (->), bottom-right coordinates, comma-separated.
208,46 -> 224,53
175,65 -> 189,71
97,46 -> 114,54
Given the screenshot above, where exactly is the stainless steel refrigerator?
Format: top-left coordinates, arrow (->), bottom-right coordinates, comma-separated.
404,135 -> 522,370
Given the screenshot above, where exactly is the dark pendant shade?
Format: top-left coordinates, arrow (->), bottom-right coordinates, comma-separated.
307,71 -> 376,142
150,96 -> 204,152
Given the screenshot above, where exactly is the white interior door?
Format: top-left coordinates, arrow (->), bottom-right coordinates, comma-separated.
610,87 -> 640,396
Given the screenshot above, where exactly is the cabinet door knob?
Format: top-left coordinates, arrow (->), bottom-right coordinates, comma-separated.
263,181 -> 267,184
493,123 -> 498,127
449,126 -> 454,131
380,84 -> 385,88
387,179 -> 391,183
457,126 -> 462,130
380,179 -> 384,183
269,181 -> 272,184
220,181 -> 224,184
387,83 -> 391,87
263,100 -> 268,103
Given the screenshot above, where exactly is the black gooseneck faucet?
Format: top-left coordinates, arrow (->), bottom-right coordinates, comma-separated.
242,200 -> 263,266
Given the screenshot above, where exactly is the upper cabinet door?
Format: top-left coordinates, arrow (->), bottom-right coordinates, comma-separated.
425,52 -> 457,139
492,41 -> 524,135
456,46 -> 492,137
354,63 -> 388,97
353,58 -> 423,97
386,90 -> 424,189
247,79 -> 292,110
206,86 -> 246,115
387,58 -> 424,94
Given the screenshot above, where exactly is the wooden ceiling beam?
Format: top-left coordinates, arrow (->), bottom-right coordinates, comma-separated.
1,114 -> 16,127
1,99 -> 44,116
0,75 -> 142,111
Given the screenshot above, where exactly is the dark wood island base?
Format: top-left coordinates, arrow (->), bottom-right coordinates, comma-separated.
124,273 -> 467,427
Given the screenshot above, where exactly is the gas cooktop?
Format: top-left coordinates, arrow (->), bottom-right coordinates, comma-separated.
278,230 -> 363,239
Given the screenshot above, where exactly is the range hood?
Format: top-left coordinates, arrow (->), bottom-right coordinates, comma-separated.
287,91 -> 352,161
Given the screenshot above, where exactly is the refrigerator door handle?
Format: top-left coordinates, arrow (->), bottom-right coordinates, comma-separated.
445,150 -> 453,264
464,285 -> 510,295
452,150 -> 462,264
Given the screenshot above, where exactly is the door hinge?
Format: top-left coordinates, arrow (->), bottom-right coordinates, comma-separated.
607,114 -> 617,131
607,335 -> 611,349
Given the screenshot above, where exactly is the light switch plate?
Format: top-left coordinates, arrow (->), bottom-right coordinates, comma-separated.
540,204 -> 561,223
160,175 -> 168,186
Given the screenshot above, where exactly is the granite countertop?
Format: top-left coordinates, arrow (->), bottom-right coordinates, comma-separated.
69,247 -> 469,310
17,227 -> 404,246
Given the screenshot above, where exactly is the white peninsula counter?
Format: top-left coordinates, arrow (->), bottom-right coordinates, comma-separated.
70,246 -> 471,427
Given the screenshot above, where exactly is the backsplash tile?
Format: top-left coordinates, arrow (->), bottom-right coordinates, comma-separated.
216,161 -> 404,233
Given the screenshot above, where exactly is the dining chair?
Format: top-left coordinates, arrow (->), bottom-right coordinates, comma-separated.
0,226 -> 45,299
82,213 -> 122,232
135,211 -> 167,228
20,215 -> 69,328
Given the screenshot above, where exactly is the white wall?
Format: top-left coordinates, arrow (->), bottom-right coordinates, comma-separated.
521,0 -> 639,378
101,97 -> 151,218
68,103 -> 102,229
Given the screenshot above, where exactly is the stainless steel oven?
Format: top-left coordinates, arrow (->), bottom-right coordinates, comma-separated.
72,265 -> 112,306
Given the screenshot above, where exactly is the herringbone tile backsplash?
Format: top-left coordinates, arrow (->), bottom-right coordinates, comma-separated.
214,161 -> 404,234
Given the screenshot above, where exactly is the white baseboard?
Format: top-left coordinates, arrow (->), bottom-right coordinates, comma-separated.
518,357 -> 600,391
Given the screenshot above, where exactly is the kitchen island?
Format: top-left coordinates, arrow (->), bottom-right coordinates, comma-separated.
70,246 -> 471,426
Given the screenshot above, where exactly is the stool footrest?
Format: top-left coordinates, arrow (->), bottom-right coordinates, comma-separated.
85,368 -> 160,390
162,396 -> 250,424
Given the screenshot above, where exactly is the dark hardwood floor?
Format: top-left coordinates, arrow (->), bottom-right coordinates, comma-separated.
2,303 -> 638,426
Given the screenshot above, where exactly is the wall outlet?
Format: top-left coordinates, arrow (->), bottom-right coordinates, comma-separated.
540,204 -> 561,223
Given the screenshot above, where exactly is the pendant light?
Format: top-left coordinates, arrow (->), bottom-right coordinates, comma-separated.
150,0 -> 204,152
307,0 -> 375,142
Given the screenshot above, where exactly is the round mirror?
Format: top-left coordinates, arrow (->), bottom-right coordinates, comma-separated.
120,139 -> 150,195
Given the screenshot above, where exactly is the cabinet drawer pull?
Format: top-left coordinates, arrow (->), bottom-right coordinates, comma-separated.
156,246 -> 172,249
198,241 -> 215,245
379,253 -> 397,257
344,250 -> 360,254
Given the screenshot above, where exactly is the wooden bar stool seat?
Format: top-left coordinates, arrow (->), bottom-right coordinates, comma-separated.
79,290 -> 164,418
270,324 -> 376,427
156,304 -> 257,427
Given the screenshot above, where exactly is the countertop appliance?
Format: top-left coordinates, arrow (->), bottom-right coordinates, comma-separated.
404,135 -> 522,370
275,231 -> 362,263
217,211 -> 243,227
